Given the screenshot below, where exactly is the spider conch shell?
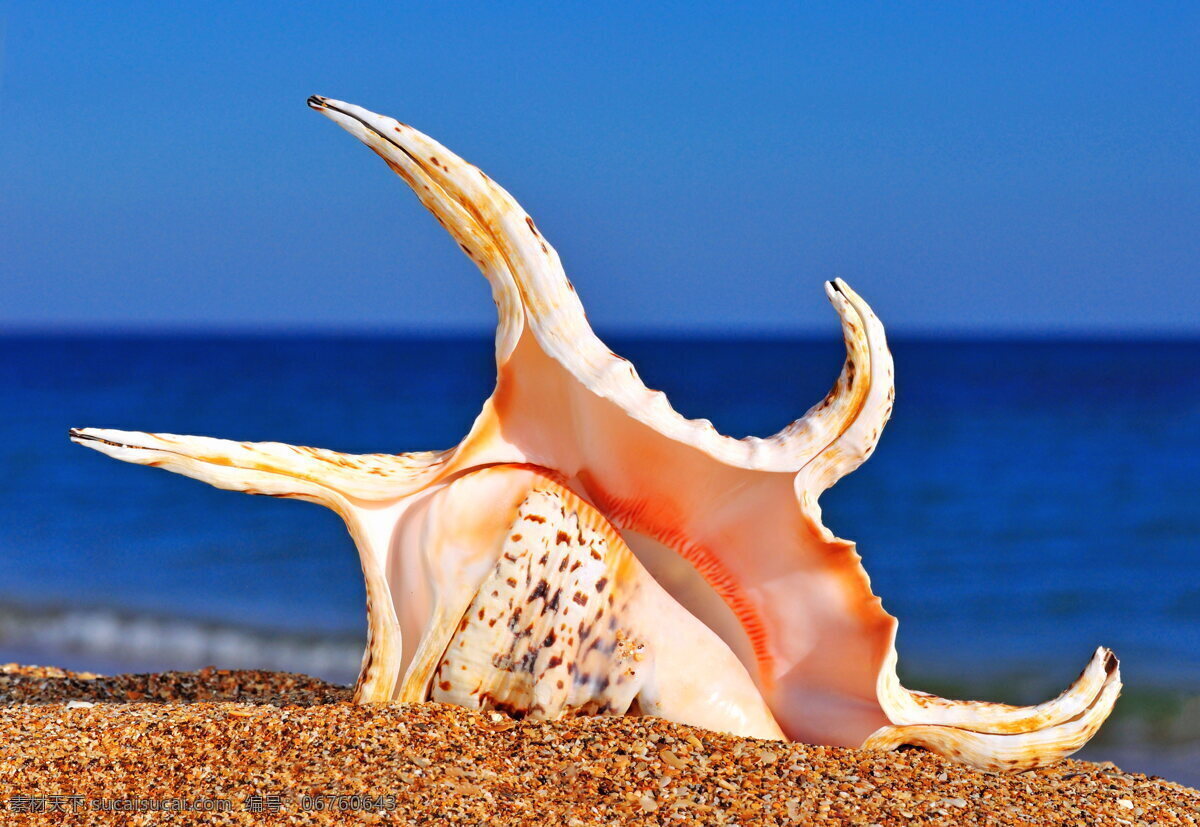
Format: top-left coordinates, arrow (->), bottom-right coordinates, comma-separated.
70,96 -> 1121,772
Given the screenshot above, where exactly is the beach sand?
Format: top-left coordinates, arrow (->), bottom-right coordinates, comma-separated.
1,664 -> 1196,825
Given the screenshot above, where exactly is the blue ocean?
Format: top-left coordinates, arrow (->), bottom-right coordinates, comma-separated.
2,335 -> 1197,780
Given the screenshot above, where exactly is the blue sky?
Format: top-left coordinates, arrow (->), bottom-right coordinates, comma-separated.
2,2 -> 1197,334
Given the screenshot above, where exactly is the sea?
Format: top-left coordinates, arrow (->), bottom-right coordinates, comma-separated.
2,335 -> 1197,782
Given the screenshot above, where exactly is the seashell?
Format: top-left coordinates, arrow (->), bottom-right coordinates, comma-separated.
69,96 -> 1121,771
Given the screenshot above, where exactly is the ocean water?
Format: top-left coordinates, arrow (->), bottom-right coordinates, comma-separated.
2,335 -> 1198,779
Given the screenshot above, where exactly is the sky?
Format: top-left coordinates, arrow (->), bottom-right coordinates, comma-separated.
1,2 -> 1197,335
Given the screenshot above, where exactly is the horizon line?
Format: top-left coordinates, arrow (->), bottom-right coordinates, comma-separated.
2,324 -> 1198,342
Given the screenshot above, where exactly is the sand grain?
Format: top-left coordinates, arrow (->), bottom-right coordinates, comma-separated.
1,665 -> 1196,825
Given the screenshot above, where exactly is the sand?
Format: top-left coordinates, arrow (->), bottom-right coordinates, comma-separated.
1,664 -> 1196,825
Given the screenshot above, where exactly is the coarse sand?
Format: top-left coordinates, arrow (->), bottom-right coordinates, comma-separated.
1,664 -> 1196,825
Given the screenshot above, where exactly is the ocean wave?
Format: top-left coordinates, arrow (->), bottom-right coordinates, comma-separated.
2,600 -> 1198,750
0,602 -> 363,684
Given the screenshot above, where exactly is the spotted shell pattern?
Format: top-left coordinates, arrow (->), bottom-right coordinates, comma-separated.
432,481 -> 646,718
